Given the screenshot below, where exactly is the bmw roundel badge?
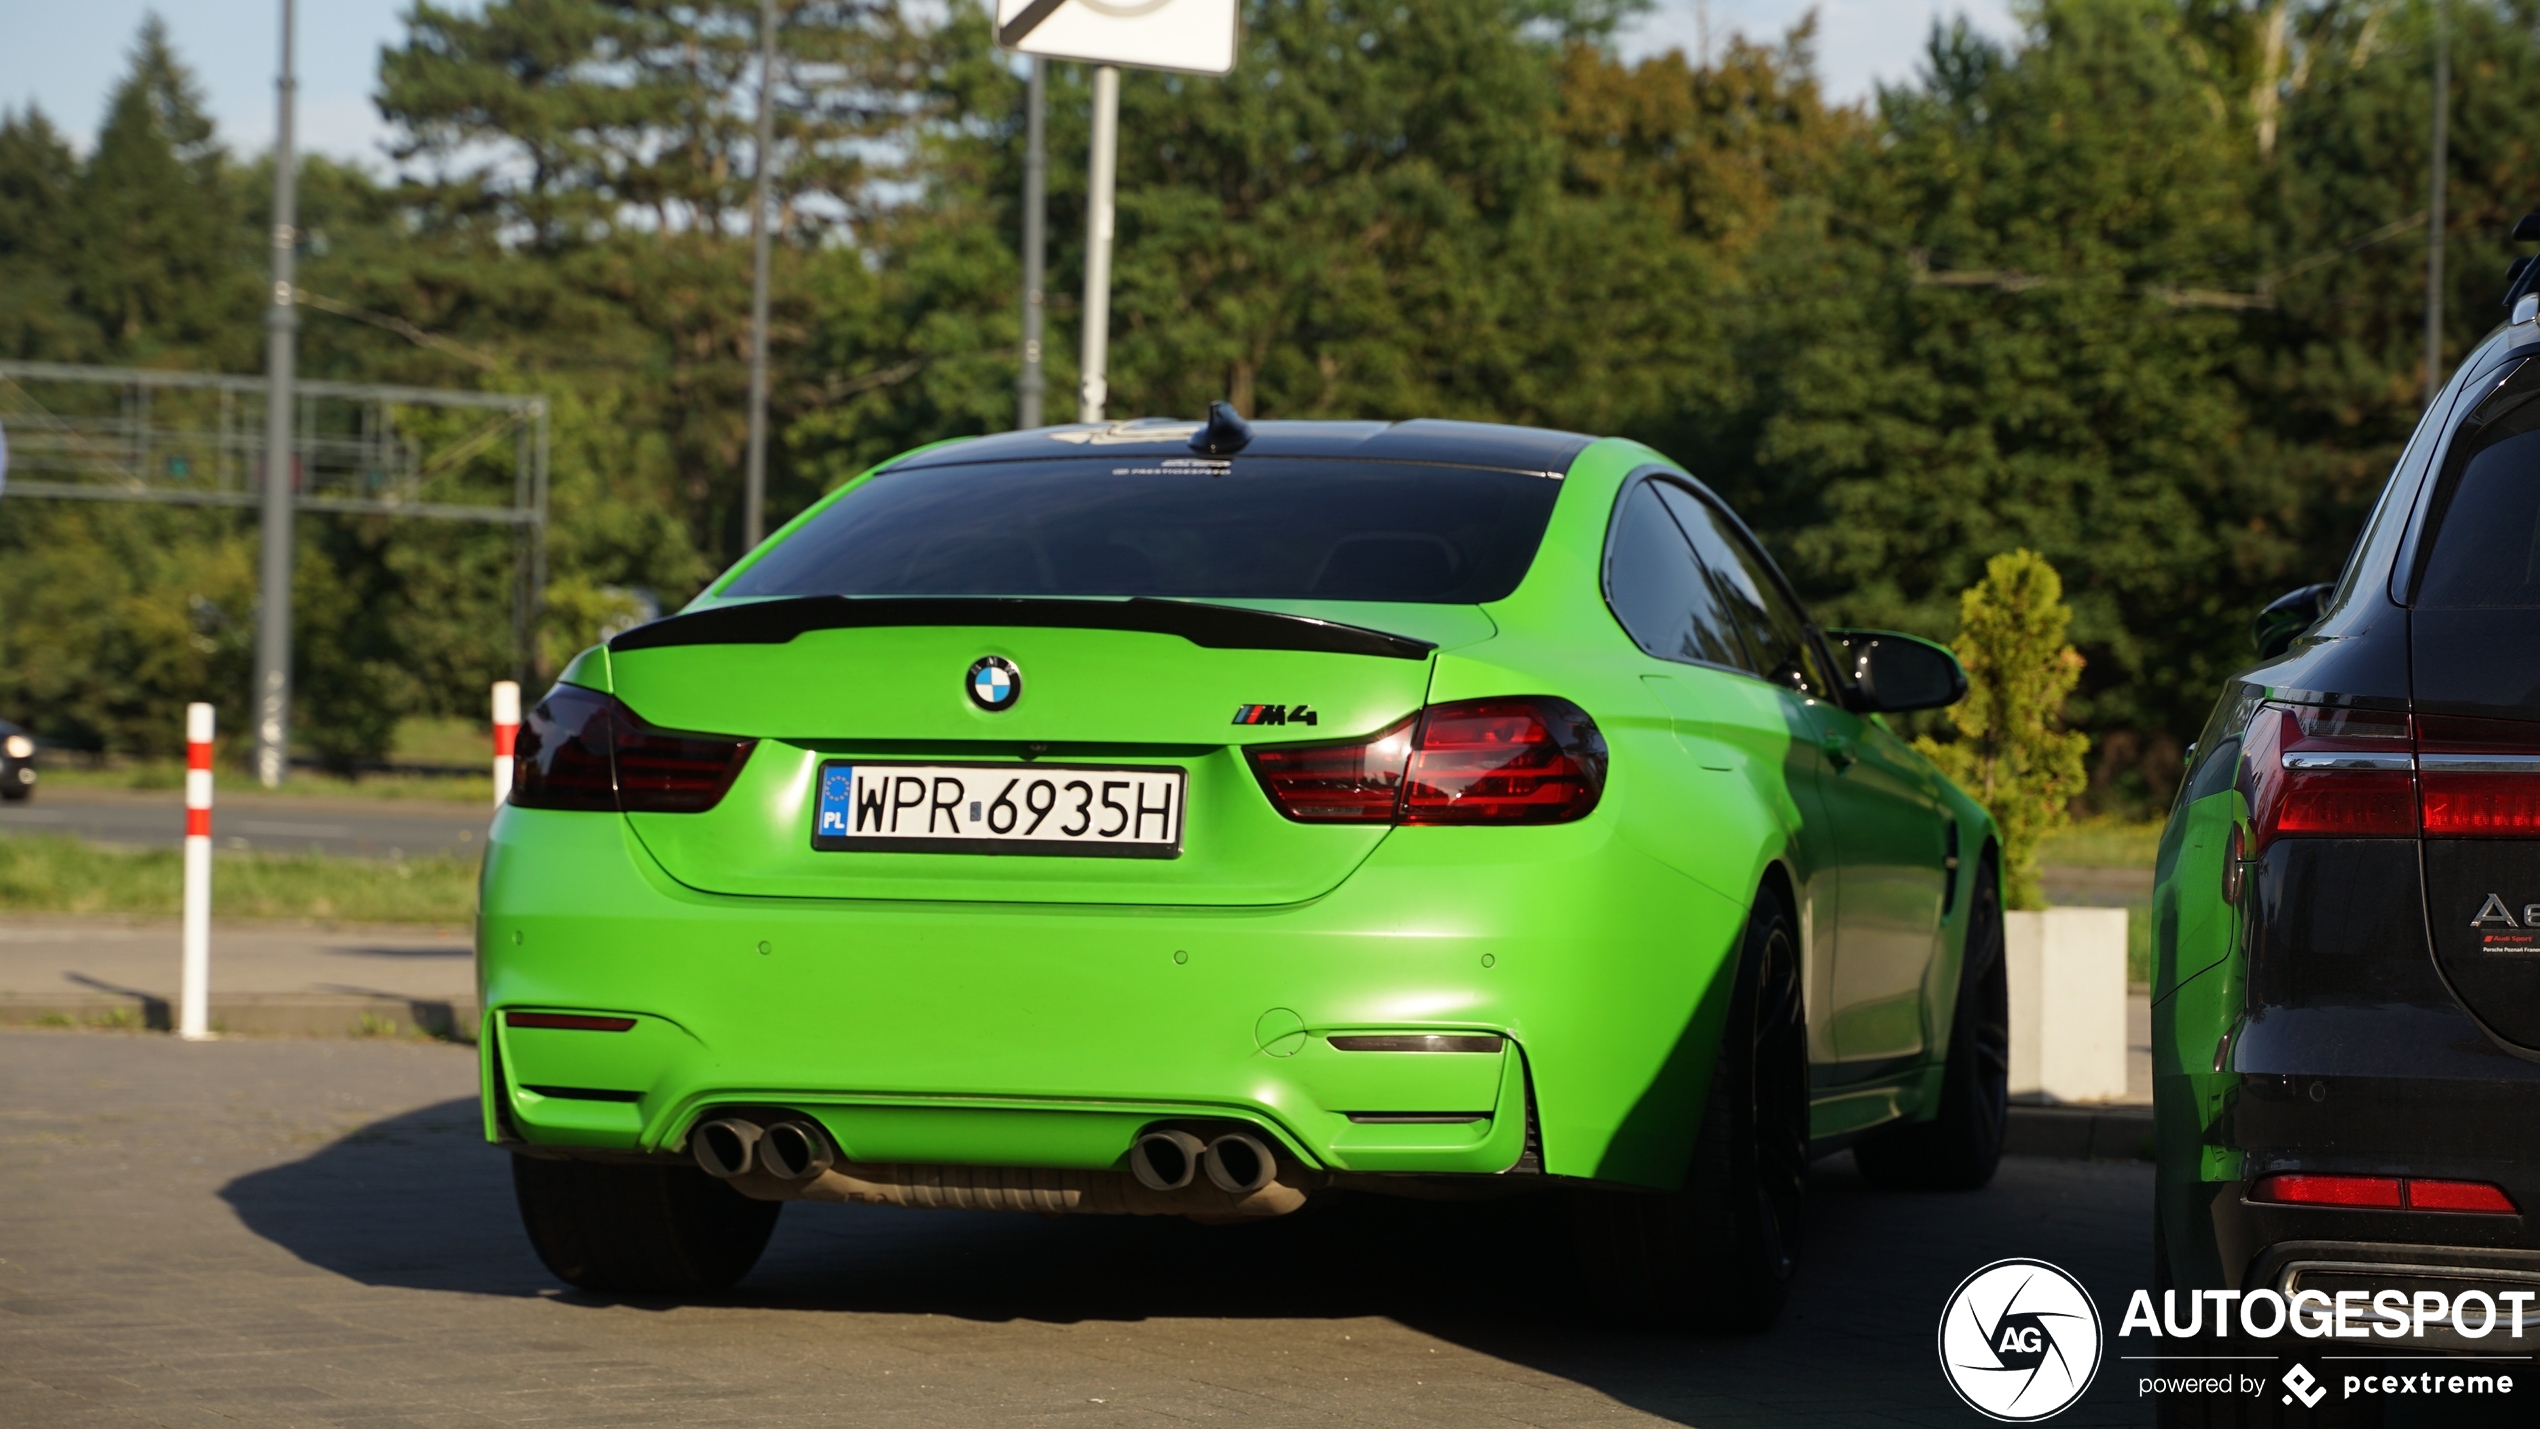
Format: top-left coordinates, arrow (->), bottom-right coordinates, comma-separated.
967,656 -> 1021,711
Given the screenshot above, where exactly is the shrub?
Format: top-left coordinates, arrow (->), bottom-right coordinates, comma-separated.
1913,550 -> 2091,910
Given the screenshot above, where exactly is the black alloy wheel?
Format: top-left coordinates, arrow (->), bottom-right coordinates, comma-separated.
1569,888 -> 1810,1330
1857,851 -> 2008,1191
512,1154 -> 781,1295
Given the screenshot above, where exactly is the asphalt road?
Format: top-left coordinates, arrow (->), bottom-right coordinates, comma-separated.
0,787 -> 490,859
0,1029 -> 2181,1429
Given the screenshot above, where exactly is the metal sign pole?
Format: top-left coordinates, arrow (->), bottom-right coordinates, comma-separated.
1077,64 -> 1119,424
743,0 -> 778,549
251,0 -> 299,788
2423,0 -> 2450,407
1017,56 -> 1048,429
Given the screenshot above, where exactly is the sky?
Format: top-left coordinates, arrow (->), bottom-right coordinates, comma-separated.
0,0 -> 2023,165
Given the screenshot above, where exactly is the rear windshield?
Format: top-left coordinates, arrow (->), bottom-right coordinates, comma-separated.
725,456 -> 1563,604
2420,358 -> 2540,608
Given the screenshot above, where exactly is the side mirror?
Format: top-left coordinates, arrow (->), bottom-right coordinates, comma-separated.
2251,582 -> 2333,660
1825,629 -> 1968,713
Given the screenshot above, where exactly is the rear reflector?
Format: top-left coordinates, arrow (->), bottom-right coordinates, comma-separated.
1327,1034 -> 1505,1053
2250,1172 -> 2516,1214
504,1011 -> 637,1032
2252,1173 -> 2403,1208
2404,1178 -> 2519,1214
1247,697 -> 1606,827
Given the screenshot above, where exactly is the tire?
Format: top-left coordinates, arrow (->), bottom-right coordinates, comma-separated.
1569,887 -> 1809,1330
511,1154 -> 781,1295
0,777 -> 27,803
1856,851 -> 2007,1191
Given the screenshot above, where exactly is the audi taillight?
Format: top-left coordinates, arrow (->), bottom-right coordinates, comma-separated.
507,686 -> 755,815
1247,698 -> 1605,826
2418,715 -> 2540,837
2243,705 -> 2417,853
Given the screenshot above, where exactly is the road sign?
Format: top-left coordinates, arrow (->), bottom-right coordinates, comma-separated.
996,0 -> 1239,77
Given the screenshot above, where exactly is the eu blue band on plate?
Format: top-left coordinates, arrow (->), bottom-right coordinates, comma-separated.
816,765 -> 855,836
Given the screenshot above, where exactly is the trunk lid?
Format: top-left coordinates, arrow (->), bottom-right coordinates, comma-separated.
2403,356 -> 2540,1043
602,599 -> 1485,905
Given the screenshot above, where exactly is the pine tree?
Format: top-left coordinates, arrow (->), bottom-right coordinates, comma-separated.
66,16 -> 253,364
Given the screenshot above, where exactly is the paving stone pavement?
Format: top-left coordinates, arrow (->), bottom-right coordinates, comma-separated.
0,1028 -> 2163,1428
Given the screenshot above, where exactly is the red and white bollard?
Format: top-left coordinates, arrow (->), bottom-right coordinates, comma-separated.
180,702 -> 214,1041
491,681 -> 521,808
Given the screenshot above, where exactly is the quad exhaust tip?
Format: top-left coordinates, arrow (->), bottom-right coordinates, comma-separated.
1129,1128 -> 1279,1195
703,1115 -> 1282,1201
760,1120 -> 836,1181
692,1116 -> 836,1182
1129,1130 -> 1205,1191
1202,1132 -> 1276,1195
691,1117 -> 764,1179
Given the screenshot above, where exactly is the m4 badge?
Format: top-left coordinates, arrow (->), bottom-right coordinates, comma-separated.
1232,704 -> 1317,728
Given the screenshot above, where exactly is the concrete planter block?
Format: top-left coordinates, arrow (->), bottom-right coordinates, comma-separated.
2005,907 -> 2129,1104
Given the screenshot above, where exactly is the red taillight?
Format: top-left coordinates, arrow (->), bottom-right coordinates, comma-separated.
1403,698 -> 1605,824
507,687 -> 754,815
2244,706 -> 2418,852
2252,1173 -> 2403,1208
1247,698 -> 1605,826
2404,1178 -> 2519,1214
1246,718 -> 1415,823
615,707 -> 756,814
509,685 -> 616,811
2418,715 -> 2540,837
2250,1173 -> 2516,1214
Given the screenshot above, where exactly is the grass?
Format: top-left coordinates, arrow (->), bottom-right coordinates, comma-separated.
37,763 -> 491,804
0,833 -> 477,923
2028,818 -> 2165,986
2039,817 -> 2163,870
34,715 -> 496,805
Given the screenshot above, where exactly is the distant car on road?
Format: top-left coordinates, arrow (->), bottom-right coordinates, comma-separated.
0,719 -> 35,801
480,410 -> 2001,1327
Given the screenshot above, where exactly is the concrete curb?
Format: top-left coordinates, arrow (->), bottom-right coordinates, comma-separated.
0,993 -> 478,1042
2006,1103 -> 2152,1162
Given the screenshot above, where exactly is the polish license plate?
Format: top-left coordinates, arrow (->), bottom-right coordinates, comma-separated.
811,762 -> 1186,857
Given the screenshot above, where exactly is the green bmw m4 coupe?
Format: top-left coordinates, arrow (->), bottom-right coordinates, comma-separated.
483,406 -> 2005,1328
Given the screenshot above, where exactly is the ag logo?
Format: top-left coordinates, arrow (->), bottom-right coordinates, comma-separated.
1938,1258 -> 2103,1421
968,656 -> 1021,711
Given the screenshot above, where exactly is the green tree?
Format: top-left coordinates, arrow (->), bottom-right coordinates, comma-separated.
65,16 -> 255,364
0,107 -> 94,359
1914,550 -> 2092,911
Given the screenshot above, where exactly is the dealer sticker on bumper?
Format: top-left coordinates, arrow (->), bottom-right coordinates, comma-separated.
812,761 -> 1185,858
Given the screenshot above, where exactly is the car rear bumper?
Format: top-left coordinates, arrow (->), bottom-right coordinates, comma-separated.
2162,999 -> 2540,1296
476,805 -> 1751,1189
